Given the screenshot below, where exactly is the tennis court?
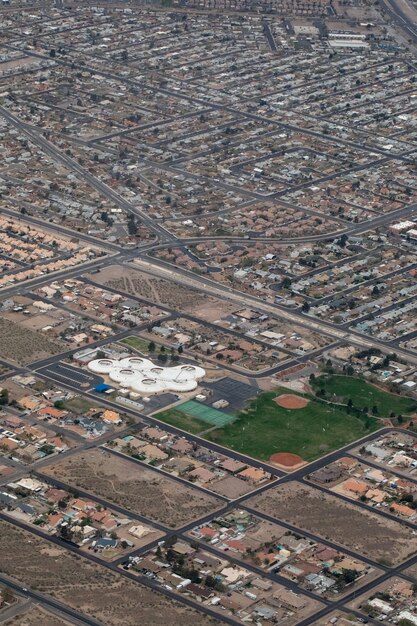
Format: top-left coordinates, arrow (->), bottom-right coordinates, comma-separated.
178,400 -> 235,427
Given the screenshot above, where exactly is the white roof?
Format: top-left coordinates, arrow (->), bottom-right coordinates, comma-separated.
88,357 -> 205,394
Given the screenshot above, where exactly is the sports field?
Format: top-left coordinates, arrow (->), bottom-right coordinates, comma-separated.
154,407 -> 207,434
311,375 -> 417,417
155,400 -> 234,434
155,389 -> 379,462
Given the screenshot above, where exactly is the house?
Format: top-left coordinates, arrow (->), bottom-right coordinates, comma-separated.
188,466 -> 216,483
342,478 -> 368,496
391,502 -> 415,518
219,459 -> 247,474
47,513 -> 65,529
272,588 -> 306,610
186,584 -> 213,600
18,396 -> 43,412
44,488 -> 68,504
198,526 -> 219,540
220,566 -> 251,584
141,444 -> 168,461
171,439 -> 193,454
368,598 -> 394,614
102,410 -> 121,425
238,467 -> 268,483
38,407 -> 67,420
92,537 -> 118,551
337,456 -> 358,472
13,478 -> 44,492
310,466 -> 342,484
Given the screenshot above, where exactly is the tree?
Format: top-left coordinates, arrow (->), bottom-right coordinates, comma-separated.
0,388 -> 9,406
341,569 -> 358,584
49,49 -> 56,58
178,345 -> 183,354
301,301 -> 310,313
127,215 -> 137,235
166,548 -> 176,562
282,277 -> 292,289
148,341 -> 156,352
2,588 -> 14,604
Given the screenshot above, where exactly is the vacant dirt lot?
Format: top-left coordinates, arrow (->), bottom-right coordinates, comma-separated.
0,317 -> 62,365
90,265 -> 235,320
3,605 -> 73,626
247,482 -> 417,565
402,563 -> 417,580
0,520 -> 223,626
42,449 -> 223,528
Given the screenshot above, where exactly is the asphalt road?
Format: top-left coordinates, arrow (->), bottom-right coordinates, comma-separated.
0,12 -> 417,626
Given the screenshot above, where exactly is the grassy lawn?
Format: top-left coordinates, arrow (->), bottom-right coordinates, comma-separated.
155,389 -> 379,461
311,375 -> 417,417
62,396 -> 99,415
155,408 -> 207,435
120,336 -> 150,354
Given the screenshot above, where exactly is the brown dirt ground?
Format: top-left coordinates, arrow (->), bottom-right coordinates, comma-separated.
0,317 -> 63,365
269,452 -> 305,468
41,448 -> 223,528
274,394 -> 309,409
0,519 -> 223,626
247,481 -> 417,565
3,605 -> 73,626
89,265 -> 235,321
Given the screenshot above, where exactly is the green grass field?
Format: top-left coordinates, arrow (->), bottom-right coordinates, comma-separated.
120,336 -> 150,354
311,375 -> 417,417
155,388 -> 379,461
155,408 -> 208,434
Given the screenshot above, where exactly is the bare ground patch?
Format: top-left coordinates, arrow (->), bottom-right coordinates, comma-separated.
274,394 -> 309,409
41,448 -> 223,528
247,481 -> 417,565
89,265 -> 235,320
0,317 -> 63,365
3,605 -> 73,626
0,519 -> 223,626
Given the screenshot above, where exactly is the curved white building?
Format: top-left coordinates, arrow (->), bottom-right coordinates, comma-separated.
88,356 -> 205,395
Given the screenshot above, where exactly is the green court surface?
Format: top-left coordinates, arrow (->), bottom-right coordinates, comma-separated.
178,400 -> 235,427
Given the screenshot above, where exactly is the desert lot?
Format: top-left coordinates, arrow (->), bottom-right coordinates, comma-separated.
91,265 -> 235,321
0,520 -> 223,626
0,317 -> 63,365
247,482 -> 417,565
3,605 -> 74,626
41,448 -> 224,528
